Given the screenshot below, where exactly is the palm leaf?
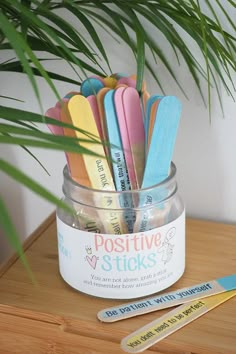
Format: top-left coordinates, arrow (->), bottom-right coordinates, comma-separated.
0,10 -> 42,107
0,94 -> 24,102
0,60 -> 82,86
0,196 -> 35,282
119,5 -> 145,92
63,0 -> 112,73
0,122 -> 103,149
0,106 -> 103,141
0,159 -> 72,212
1,131 -> 50,175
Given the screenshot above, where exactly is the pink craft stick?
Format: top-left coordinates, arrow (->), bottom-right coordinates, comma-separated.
45,104 -> 71,173
55,99 -> 69,109
117,77 -> 136,88
122,87 -> 145,188
114,87 -> 137,190
87,95 -> 103,139
46,98 -> 69,135
45,107 -> 64,136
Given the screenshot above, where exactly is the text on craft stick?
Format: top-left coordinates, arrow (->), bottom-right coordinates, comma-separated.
126,300 -> 206,349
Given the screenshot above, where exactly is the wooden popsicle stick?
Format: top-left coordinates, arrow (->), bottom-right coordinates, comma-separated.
141,90 -> 150,116
96,87 -> 111,143
103,76 -> 117,88
117,77 -> 136,88
68,95 -> 127,234
122,87 -> 145,189
114,87 -> 137,190
87,95 -> 103,140
89,75 -> 105,85
60,102 -> 91,187
145,95 -> 163,150
104,90 -> 134,232
96,87 -> 112,171
45,107 -> 64,136
81,77 -> 104,97
121,290 -> 236,353
143,96 -> 182,188
147,99 -> 162,151
134,96 -> 182,232
103,90 -> 130,192
98,274 -> 236,323
115,84 -> 128,89
46,104 -> 77,182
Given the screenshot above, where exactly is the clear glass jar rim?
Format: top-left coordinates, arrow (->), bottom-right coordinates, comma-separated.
63,161 -> 177,196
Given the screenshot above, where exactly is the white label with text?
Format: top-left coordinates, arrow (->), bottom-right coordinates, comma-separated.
56,210 -> 185,299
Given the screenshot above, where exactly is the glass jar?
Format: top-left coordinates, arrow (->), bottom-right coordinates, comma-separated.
56,162 -> 185,299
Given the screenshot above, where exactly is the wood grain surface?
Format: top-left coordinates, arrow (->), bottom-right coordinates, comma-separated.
0,215 -> 235,354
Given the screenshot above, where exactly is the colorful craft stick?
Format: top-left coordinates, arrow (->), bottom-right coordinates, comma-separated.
142,96 -> 181,188
117,77 -> 136,88
68,95 -> 127,234
87,95 -> 103,140
98,274 -> 236,322
96,87 -> 112,171
141,90 -> 150,117
103,76 -> 117,88
147,98 -> 162,151
97,274 -> 236,353
104,90 -> 130,192
144,95 -> 163,150
104,90 -> 134,232
122,87 -> 145,189
59,101 -> 91,187
81,77 -> 104,97
45,106 -> 64,136
133,96 -> 181,232
121,290 -> 236,353
114,87 -> 135,188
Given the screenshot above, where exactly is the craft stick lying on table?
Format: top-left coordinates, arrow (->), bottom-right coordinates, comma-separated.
121,290 -> 236,353
98,274 -> 236,322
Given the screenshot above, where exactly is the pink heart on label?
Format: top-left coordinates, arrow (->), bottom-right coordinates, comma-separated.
86,255 -> 97,269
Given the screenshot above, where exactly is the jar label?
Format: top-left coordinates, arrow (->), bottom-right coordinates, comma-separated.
56,210 -> 185,299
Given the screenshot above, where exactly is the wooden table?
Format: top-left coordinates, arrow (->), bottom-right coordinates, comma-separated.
0,214 -> 235,354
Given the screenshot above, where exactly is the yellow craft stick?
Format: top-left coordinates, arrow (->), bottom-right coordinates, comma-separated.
68,95 -> 127,235
121,290 -> 236,353
60,102 -> 106,232
103,76 -> 117,88
60,102 -> 91,187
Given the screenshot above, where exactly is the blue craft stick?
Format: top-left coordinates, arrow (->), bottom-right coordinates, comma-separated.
81,78 -> 104,97
134,96 -> 182,232
217,274 -> 236,290
97,274 -> 236,322
104,90 -> 130,191
114,73 -> 129,79
142,96 -> 182,189
104,90 -> 134,232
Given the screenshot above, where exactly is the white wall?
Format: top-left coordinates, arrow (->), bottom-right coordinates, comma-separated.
0,5 -> 235,263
